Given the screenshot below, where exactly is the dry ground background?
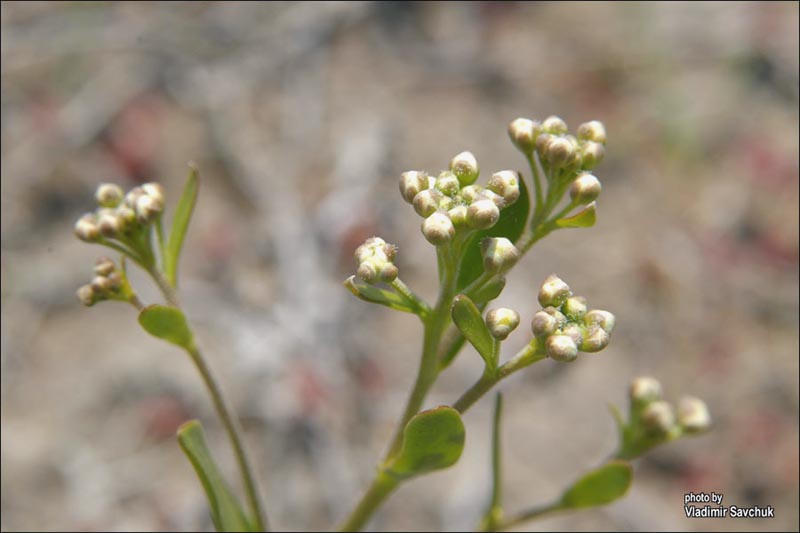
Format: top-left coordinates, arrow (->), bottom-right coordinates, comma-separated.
1,2 -> 798,531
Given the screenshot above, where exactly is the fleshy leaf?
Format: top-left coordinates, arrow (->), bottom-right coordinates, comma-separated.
138,304 -> 194,349
560,460 -> 632,509
555,202 -> 596,229
468,276 -> 506,305
177,420 -> 253,532
344,276 -> 421,314
385,406 -> 466,479
452,294 -> 496,369
165,165 -> 199,287
456,178 -> 530,291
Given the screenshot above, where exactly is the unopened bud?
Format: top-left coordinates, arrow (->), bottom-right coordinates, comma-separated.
467,199 -> 500,229
399,171 -> 429,204
487,171 -> 520,206
435,171 -> 461,197
355,237 -> 386,264
580,326 -> 610,353
413,189 -> 444,218
125,186 -> 145,207
460,184 -> 484,204
421,211 -> 455,245
580,141 -> 605,170
541,306 -> 567,328
562,296 -> 587,320
477,190 -> 506,209
115,205 -> 136,231
630,376 -> 663,405
379,263 -> 399,283
448,204 -> 468,229
541,115 -> 568,135
569,173 -> 602,205
562,324 -> 584,346
106,271 -> 123,290
142,182 -> 165,204
97,213 -> 120,238
357,262 -> 379,284
74,214 -> 100,242
135,194 -> 163,223
91,275 -> 113,293
535,133 -> 553,158
642,401 -> 676,435
545,335 -> 578,362
355,237 -> 398,283
577,120 -> 607,144
538,274 -> 571,307
677,396 -> 711,433
77,284 -> 96,306
584,309 -> 615,334
95,183 -> 124,207
94,257 -> 115,277
450,151 -> 479,186
545,136 -> 575,168
481,237 -> 520,274
508,118 -> 539,153
486,308 -> 520,340
531,310 -> 558,338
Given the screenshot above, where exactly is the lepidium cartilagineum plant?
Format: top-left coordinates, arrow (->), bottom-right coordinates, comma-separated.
75,117 -> 711,532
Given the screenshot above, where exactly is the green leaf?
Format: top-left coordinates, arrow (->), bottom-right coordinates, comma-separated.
385,406 -> 466,480
452,294 -> 496,369
344,276 -> 421,314
555,202 -> 596,229
560,460 -> 633,509
138,304 -> 194,349
468,276 -> 506,305
165,166 -> 199,287
456,177 -> 530,291
178,421 -> 253,532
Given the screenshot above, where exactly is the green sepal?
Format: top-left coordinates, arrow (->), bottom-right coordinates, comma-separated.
138,304 -> 194,349
555,202 -> 596,228
559,460 -> 633,509
452,294 -> 497,370
344,276 -> 422,315
165,165 -> 199,287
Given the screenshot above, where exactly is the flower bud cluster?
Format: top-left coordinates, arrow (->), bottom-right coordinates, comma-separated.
509,115 -> 607,172
74,182 -> 165,242
399,152 -> 521,246
354,237 -> 399,284
76,256 -> 132,306
628,377 -> 712,437
529,274 -> 615,362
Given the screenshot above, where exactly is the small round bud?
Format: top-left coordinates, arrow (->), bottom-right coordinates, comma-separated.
382,243 -> 398,262
477,190 -> 506,209
486,308 -> 520,340
449,151 -> 479,186
562,296 -> 587,320
435,171 -> 461,197
97,213 -> 120,238
642,401 -> 676,435
135,194 -> 163,223
399,171 -> 429,204
580,326 -> 610,353
94,256 -> 116,277
630,377 -> 663,405
535,133 -> 553,158
142,182 -> 165,204
531,311 -> 557,338
577,120 -> 607,144
379,263 -> 399,283
115,205 -> 136,231
95,183 -> 124,208
545,335 -> 578,362
545,136 -> 575,168
542,306 -> 568,327
460,184 -> 484,204
91,275 -> 113,293
74,214 -> 100,242
481,237 -> 520,275
562,324 -> 584,346
421,211 -> 455,246
467,199 -> 500,229
448,204 -> 469,229
413,189 -> 444,218
355,237 -> 386,264
538,274 -> 571,307
677,396 -> 711,434
569,173 -> 602,205
580,141 -> 605,170
106,271 -> 123,290
77,284 -> 96,306
584,309 -> 615,334
357,262 -> 379,284
508,118 -> 539,153
541,115 -> 568,135
487,171 -> 520,206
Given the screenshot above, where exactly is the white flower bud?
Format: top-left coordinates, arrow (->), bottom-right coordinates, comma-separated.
413,189 -> 444,218
642,401 -> 676,435
421,211 -> 455,246
531,310 -> 557,338
481,237 -> 520,275
74,214 -> 100,242
77,284 -> 96,306
95,183 -> 124,208
545,136 -> 576,168
115,205 -> 136,231
435,171 -> 461,197
569,173 -> 602,205
135,194 -> 163,223
91,275 -> 113,293
106,271 -> 123,290
630,376 -> 663,405
355,237 -> 385,263
97,213 -> 121,238
355,237 -> 398,284
477,190 -> 506,209
580,141 -> 605,170
577,120 -> 607,144
542,115 -> 568,135
94,257 -> 116,277
584,309 -> 615,334
399,171 -> 429,204
448,204 -> 469,229
357,262 -> 379,284
546,334 -> 578,362
538,274 -> 571,307
460,184 -> 484,204
562,296 -> 587,320
562,324 -> 584,346
142,182 -> 165,204
535,133 -> 553,158
508,118 -> 539,153
379,263 -> 399,283
449,151 -> 479,186
486,308 -> 520,340
124,186 -> 145,207
677,396 -> 711,433
467,199 -> 500,229
542,306 -> 568,328
487,171 -> 520,206
580,326 -> 610,353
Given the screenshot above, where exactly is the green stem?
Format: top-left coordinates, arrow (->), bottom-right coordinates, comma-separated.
495,501 -> 563,530
480,393 -> 504,532
391,278 -> 431,317
526,152 -> 545,224
148,266 -> 180,307
337,471 -> 398,532
185,342 -> 268,532
155,216 -> 167,271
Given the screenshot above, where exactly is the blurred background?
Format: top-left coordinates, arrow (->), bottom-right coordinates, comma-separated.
1,2 -> 798,531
